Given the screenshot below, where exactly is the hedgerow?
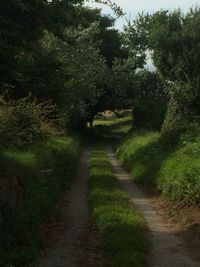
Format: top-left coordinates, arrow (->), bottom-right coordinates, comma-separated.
0,136 -> 81,266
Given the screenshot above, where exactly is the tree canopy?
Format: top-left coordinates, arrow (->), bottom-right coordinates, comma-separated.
125,7 -> 200,142
1,0 -> 200,140
0,0 -> 131,129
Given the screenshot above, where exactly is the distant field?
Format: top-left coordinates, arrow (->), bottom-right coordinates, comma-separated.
94,116 -> 133,139
93,115 -> 132,126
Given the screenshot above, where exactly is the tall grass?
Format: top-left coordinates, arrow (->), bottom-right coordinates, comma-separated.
0,136 -> 81,266
117,130 -> 200,204
157,137 -> 200,204
117,131 -> 162,185
88,149 -> 149,267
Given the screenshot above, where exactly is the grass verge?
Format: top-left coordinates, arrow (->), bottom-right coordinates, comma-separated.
0,136 -> 81,266
116,130 -> 161,186
117,130 -> 200,204
88,149 -> 149,267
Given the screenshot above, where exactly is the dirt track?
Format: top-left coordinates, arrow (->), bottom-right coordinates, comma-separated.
37,146 -> 200,267
37,149 -> 89,267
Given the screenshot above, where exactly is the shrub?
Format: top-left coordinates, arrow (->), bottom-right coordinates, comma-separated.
160,96 -> 188,145
0,95 -> 59,148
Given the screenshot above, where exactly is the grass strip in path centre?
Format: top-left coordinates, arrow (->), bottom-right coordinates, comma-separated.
88,149 -> 149,267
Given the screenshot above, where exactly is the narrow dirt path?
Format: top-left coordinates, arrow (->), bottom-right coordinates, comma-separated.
107,147 -> 200,267
37,148 -> 89,267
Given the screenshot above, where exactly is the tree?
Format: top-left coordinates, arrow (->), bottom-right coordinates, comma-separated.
0,0 -> 82,91
59,24 -> 107,128
133,70 -> 169,130
96,15 -> 128,67
0,0 -> 133,130
127,8 -> 200,142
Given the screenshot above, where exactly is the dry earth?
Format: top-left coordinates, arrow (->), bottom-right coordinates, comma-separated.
36,149 -> 89,267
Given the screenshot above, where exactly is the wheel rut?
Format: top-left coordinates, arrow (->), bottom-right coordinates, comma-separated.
37,146 -> 200,267
106,147 -> 200,267
37,148 -> 90,267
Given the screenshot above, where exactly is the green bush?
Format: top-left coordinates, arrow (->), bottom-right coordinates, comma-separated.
0,136 -> 81,266
160,96 -> 188,145
0,96 -> 59,148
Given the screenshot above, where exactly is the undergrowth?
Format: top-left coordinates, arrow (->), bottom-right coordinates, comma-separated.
88,149 -> 148,267
0,136 -> 81,266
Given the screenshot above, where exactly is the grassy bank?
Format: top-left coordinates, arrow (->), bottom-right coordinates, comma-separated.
88,149 -> 149,267
116,130 -> 161,186
117,130 -> 200,204
0,136 -> 81,266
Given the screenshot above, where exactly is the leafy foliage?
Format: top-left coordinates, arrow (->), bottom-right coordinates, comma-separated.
0,96 -> 58,148
61,24 -> 107,128
127,8 -> 200,143
0,0 -> 131,130
0,0 -> 82,86
133,70 -> 169,130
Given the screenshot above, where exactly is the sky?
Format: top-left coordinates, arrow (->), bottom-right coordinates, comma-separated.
86,0 -> 200,30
